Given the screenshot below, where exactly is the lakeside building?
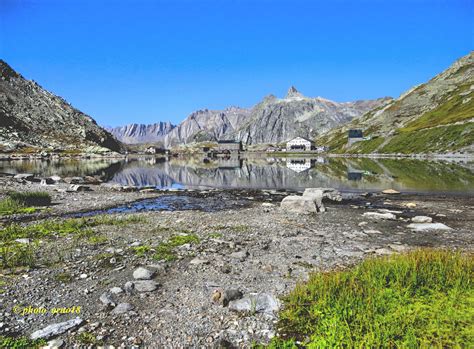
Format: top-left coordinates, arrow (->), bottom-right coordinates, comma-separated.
217,140 -> 243,153
348,129 -> 364,145
286,137 -> 314,152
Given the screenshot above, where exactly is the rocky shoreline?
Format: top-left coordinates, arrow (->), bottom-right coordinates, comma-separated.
0,175 -> 472,348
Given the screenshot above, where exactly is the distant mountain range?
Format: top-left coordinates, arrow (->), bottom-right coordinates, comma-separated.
106,122 -> 175,144
1,51 -> 472,154
109,87 -> 390,147
0,60 -> 123,153
319,51 -> 473,154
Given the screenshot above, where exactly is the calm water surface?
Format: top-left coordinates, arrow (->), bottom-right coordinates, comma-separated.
1,156 -> 473,194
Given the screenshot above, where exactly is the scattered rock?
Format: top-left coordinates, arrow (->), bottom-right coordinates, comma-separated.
69,184 -> 92,192
44,338 -> 64,348
405,202 -> 417,208
411,216 -> 433,223
14,173 -> 34,181
30,317 -> 83,340
189,258 -> 209,265
229,250 -> 249,262
382,189 -> 400,194
212,288 -> 243,306
280,195 -> 317,214
112,303 -> 134,315
407,223 -> 452,231
132,267 -> 155,280
133,280 -> 159,292
124,281 -> 135,294
15,238 -> 31,244
362,212 -> 397,220
228,293 -> 280,316
99,292 -> 115,307
110,287 -> 124,294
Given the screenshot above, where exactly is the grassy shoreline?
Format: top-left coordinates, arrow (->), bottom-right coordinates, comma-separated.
265,250 -> 473,348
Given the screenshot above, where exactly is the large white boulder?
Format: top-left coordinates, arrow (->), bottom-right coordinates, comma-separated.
280,195 -> 317,214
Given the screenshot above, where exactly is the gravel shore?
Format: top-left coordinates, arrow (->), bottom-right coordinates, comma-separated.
0,177 -> 472,348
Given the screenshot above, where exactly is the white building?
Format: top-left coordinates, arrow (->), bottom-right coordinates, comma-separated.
286,137 -> 314,152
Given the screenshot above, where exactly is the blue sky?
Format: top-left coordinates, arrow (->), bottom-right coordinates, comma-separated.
1,0 -> 473,126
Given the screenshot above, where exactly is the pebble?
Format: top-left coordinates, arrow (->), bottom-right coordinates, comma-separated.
133,280 -> 159,292
411,216 -> 433,223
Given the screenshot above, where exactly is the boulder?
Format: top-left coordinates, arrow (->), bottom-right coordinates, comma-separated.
280,195 -> 317,214
302,188 -> 342,212
30,317 -> 83,340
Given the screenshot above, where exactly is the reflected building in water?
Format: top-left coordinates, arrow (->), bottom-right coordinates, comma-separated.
285,157 -> 327,173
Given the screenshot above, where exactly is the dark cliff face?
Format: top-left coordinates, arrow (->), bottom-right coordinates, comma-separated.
0,60 -> 124,153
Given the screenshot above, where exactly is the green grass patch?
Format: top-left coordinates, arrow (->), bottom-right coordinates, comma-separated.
381,123 -> 474,153
6,191 -> 51,207
132,245 -> 151,256
76,332 -> 101,345
268,249 -> 474,348
402,84 -> 474,132
153,234 -> 200,262
0,336 -> 47,349
347,136 -> 385,154
0,215 -> 143,269
0,191 -> 51,215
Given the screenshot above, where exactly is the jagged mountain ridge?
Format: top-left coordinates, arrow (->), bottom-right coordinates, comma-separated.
226,87 -> 391,145
0,60 -> 123,153
319,51 -> 474,154
113,87 -> 389,147
107,122 -> 175,144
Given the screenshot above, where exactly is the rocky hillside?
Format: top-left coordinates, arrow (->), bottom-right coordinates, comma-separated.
163,107 -> 252,147
319,51 -> 474,154
0,60 -> 123,153
107,122 -> 175,144
227,87 -> 391,145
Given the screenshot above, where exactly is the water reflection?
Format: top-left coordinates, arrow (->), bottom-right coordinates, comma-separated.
0,156 -> 473,193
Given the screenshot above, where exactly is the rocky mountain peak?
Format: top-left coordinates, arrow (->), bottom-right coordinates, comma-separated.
286,86 -> 304,99
0,59 -> 20,81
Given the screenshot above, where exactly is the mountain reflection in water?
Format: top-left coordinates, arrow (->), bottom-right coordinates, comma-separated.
0,156 -> 473,193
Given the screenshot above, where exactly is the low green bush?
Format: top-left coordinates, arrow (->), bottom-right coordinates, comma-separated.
267,249 -> 473,348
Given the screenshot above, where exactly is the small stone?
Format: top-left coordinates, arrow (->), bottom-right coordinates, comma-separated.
411,216 -> 433,223
133,280 -> 159,292
124,281 -> 135,294
133,267 -> 154,280
15,238 -> 30,244
405,202 -> 417,208
110,287 -> 124,294
362,212 -> 397,220
111,303 -> 134,315
99,292 -> 115,307
189,258 -> 209,265
230,250 -> 249,261
79,274 -> 88,279
44,338 -> 64,348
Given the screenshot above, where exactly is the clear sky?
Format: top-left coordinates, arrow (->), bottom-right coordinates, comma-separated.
0,0 -> 473,126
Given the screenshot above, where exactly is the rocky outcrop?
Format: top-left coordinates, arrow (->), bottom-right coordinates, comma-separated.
226,87 -> 390,145
107,122 -> 175,144
0,60 -> 124,153
163,107 -> 251,147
